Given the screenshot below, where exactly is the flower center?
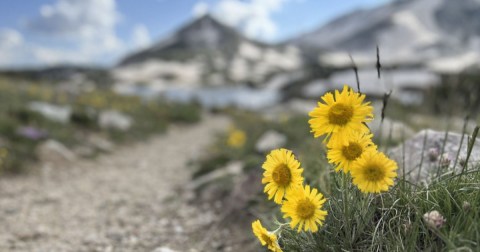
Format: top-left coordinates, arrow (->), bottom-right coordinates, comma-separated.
296,198 -> 316,219
364,165 -> 385,182
272,164 -> 292,186
328,103 -> 354,126
261,234 -> 273,247
342,142 -> 363,161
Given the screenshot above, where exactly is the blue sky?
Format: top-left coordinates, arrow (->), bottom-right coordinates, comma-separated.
0,0 -> 391,68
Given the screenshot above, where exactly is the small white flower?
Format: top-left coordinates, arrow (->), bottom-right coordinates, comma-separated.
439,153 -> 451,168
423,210 -> 446,229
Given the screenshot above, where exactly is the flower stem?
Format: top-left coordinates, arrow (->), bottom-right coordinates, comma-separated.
342,172 -> 352,248
272,222 -> 290,235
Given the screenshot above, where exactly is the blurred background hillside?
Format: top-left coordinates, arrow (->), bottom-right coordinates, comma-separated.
1,0 -> 480,251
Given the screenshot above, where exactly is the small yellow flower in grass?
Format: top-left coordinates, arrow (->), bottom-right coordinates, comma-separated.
0,147 -> 8,165
350,150 -> 397,193
227,128 -> 246,148
281,185 -> 328,233
327,132 -> 376,173
252,220 -> 283,252
308,85 -> 373,144
0,148 -> 7,159
262,149 -> 304,204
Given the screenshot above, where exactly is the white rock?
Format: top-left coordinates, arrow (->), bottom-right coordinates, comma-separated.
255,130 -> 287,153
152,247 -> 177,252
28,101 -> 71,123
99,110 -> 133,131
36,140 -> 76,164
389,129 -> 480,184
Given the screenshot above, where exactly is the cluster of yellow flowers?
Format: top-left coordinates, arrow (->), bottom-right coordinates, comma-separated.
309,85 -> 397,193
252,85 -> 398,251
0,147 -> 8,171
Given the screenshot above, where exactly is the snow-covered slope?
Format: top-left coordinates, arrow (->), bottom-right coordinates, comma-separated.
292,0 -> 480,72
115,15 -> 302,87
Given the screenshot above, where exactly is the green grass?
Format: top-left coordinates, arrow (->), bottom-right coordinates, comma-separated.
194,108 -> 480,251
278,170 -> 480,251
0,77 -> 201,175
193,110 -> 315,179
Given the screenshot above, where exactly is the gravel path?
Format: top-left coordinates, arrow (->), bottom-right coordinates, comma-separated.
0,115 -> 238,252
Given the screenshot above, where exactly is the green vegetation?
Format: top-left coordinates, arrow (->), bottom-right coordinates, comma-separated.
196,106 -> 480,251
0,77 -> 201,175
194,111 -> 321,178
279,171 -> 480,251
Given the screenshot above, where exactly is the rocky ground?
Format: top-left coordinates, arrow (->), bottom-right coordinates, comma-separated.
0,114 -> 255,252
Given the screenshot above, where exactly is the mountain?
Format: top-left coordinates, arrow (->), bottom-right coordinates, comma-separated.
291,0 -> 480,72
115,14 -> 302,87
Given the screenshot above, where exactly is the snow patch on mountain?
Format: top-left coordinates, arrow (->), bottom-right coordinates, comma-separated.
113,60 -> 203,86
427,52 -> 480,74
239,42 -> 262,61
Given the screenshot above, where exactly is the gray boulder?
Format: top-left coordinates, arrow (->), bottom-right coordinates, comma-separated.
389,129 -> 480,184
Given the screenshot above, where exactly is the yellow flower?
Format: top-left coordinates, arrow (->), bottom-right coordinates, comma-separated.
0,147 -> 8,169
350,150 -> 398,193
308,85 -> 373,144
0,148 -> 8,159
227,128 -> 246,148
252,220 -> 283,252
327,132 -> 376,173
262,149 -> 304,204
281,185 -> 328,233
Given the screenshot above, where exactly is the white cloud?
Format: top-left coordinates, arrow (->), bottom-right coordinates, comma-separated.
27,0 -> 123,53
0,29 -> 24,67
0,28 -> 23,48
0,0 -> 160,68
131,24 -> 152,49
28,0 -> 118,36
204,0 -> 288,41
0,0 -> 161,68
0,28 -> 95,68
193,1 -> 209,17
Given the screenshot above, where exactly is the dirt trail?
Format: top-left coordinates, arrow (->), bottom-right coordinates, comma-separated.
0,115 -> 238,252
